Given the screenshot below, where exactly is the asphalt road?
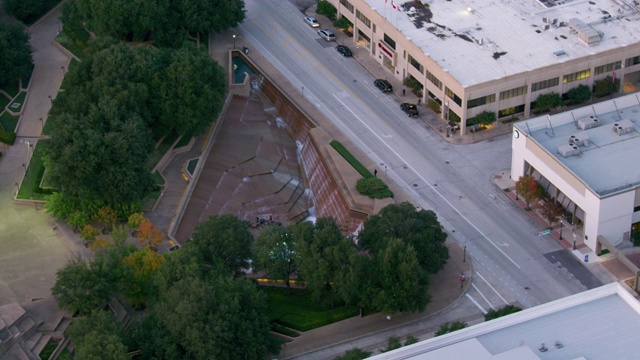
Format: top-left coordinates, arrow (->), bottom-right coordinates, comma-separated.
240,0 -> 604,317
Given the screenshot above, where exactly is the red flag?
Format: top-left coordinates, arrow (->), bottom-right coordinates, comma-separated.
391,1 -> 397,9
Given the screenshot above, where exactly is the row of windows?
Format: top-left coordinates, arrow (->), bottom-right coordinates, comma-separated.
340,0 -> 354,13
445,87 -> 462,106
408,54 -> 423,73
467,94 -> 496,109
531,77 -> 559,92
563,69 -> 590,84
356,10 -> 370,28
426,70 -> 442,90
626,55 -> 640,67
500,85 -> 527,100
594,61 -> 621,75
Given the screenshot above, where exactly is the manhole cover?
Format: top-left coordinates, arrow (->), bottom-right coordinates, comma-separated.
445,161 -> 450,164
413,184 -> 418,187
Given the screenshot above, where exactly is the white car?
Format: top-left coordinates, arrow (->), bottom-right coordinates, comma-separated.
304,16 -> 320,28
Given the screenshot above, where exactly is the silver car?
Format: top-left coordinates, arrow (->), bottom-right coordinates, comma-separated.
304,16 -> 320,28
318,29 -> 335,41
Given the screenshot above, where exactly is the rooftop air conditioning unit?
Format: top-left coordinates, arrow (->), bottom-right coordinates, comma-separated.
577,116 -> 599,130
569,133 -> 590,147
612,119 -> 634,136
558,144 -> 581,157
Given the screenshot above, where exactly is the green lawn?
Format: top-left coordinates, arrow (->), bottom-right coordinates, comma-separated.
60,58 -> 80,91
263,286 -> 360,332
0,111 -> 19,132
0,94 -> 10,111
8,91 -> 27,113
17,140 -> 51,201
56,28 -> 89,60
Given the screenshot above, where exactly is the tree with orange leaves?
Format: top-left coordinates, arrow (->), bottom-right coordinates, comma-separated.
136,219 -> 164,250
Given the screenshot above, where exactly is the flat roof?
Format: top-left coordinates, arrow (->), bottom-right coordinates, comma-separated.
366,0 -> 640,87
368,283 -> 640,359
515,92 -> 640,197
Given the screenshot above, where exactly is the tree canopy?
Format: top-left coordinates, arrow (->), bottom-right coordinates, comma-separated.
0,22 -> 33,87
358,202 -> 449,274
3,0 -> 61,25
62,0 -> 245,47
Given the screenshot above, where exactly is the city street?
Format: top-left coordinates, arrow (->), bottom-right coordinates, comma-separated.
240,0 -> 609,316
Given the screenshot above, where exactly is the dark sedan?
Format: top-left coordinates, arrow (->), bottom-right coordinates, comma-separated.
374,79 -> 393,93
401,103 -> 419,117
336,45 -> 352,57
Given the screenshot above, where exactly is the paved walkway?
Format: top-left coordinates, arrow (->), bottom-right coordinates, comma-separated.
0,5 -> 89,306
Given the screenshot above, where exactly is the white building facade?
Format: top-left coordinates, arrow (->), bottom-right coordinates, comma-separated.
511,93 -> 640,252
327,0 -> 640,135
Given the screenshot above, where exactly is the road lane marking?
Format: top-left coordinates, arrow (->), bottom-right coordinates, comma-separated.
466,294 -> 487,314
472,283 -> 496,311
476,272 -> 510,305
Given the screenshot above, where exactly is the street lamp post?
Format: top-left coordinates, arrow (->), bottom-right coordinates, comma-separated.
559,219 -> 563,240
463,246 -> 467,262
24,140 -> 33,199
39,117 -> 43,131
232,34 -> 236,49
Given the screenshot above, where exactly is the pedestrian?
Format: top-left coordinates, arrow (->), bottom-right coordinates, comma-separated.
402,88 -> 406,96
374,169 -> 378,177
418,98 -> 421,106
459,275 -> 465,288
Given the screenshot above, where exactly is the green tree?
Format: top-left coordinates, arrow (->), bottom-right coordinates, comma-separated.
514,175 -> 542,207
533,92 -> 563,113
369,238 -> 430,314
466,111 -> 496,126
92,206 -> 119,232
565,84 -> 591,105
317,0 -> 337,20
0,22 -> 33,87
3,0 -> 60,25
151,274 -> 280,359
593,76 -> 620,98
404,335 -> 419,346
384,336 -> 402,352
254,225 -> 298,294
434,320 -> 467,336
190,214 -> 254,276
295,218 -> 354,304
68,211 -> 91,230
151,44 -> 226,137
52,260 -> 112,315
65,309 -> 128,360
485,305 -> 522,320
334,348 -> 372,360
121,247 -> 165,309
80,224 -> 100,244
358,202 -> 449,274
171,0 -> 245,47
127,212 -> 146,230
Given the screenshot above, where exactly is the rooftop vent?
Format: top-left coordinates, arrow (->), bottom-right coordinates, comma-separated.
569,18 -> 602,46
569,133 -> 590,146
612,119 -> 634,136
577,116 -> 599,130
558,144 -> 581,157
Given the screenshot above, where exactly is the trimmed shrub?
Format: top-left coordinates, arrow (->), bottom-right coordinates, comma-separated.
384,337 -> 402,352
426,99 -> 441,113
435,320 -> 467,336
356,177 -> 393,199
0,129 -> 16,145
334,348 -> 371,360
404,335 -> 419,346
330,140 -> 373,178
484,305 -> 522,321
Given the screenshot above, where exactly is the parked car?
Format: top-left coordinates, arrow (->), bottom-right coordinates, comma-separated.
401,103 -> 419,117
317,29 -> 336,41
336,45 -> 352,57
304,16 -> 320,28
374,79 -> 393,93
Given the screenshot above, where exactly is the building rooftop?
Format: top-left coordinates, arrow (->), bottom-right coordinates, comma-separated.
514,92 -> 640,197
366,0 -> 640,87
368,283 -> 640,359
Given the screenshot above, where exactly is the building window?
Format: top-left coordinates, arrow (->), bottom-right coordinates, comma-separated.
383,34 -> 396,50
340,0 -> 354,13
625,55 -> 640,67
356,9 -> 370,28
408,54 -> 423,73
467,94 -> 496,109
445,87 -> 462,106
594,61 -> 621,75
531,77 -> 559,92
498,104 -> 525,118
500,85 -> 527,100
426,70 -> 442,90
563,69 -> 591,84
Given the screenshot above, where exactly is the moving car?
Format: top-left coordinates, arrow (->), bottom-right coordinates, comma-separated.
304,16 -> 320,28
317,29 -> 336,41
401,103 -> 419,117
336,45 -> 352,57
374,79 -> 393,93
